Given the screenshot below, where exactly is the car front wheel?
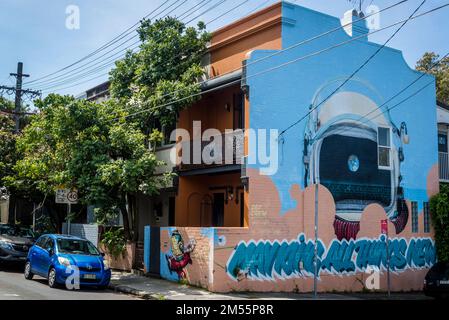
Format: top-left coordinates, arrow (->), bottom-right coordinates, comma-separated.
24,261 -> 34,280
48,267 -> 58,289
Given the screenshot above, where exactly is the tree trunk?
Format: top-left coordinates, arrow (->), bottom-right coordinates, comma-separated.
119,201 -> 131,241
130,194 -> 139,242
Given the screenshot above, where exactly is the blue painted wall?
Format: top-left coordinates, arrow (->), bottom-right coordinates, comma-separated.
246,1 -> 437,216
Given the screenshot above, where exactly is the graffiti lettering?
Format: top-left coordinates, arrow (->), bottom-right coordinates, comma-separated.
226,234 -> 435,281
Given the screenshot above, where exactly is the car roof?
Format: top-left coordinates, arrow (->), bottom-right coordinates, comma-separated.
44,234 -> 86,241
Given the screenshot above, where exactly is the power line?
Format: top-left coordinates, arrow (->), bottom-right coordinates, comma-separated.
111,0 -> 414,116
322,51 -> 449,139
35,0 -> 228,91
25,0 -> 176,85
113,1 -> 447,124
0,62 -> 41,132
278,0 -> 427,138
37,0 -> 388,93
205,0 -> 250,25
28,1 -> 186,88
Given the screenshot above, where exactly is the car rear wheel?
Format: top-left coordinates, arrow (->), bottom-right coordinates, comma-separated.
24,261 -> 34,280
48,267 -> 58,288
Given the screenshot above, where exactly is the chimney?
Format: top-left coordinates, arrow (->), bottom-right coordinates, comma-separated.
341,9 -> 369,41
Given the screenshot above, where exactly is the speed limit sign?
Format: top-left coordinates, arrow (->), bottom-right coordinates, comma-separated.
67,191 -> 78,204
55,188 -> 78,204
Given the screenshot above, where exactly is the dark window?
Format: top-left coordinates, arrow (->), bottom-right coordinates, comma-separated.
36,236 -> 47,248
43,238 -> 55,251
57,239 -> 99,255
423,202 -> 430,233
378,127 -> 391,168
412,201 -> 418,233
240,192 -> 244,227
168,197 -> 175,226
233,93 -> 244,130
212,193 -> 225,227
438,132 -> 448,153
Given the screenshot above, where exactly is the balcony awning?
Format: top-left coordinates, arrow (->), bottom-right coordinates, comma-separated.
201,69 -> 242,91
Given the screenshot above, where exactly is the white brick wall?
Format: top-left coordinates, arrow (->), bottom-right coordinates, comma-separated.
62,223 -> 99,247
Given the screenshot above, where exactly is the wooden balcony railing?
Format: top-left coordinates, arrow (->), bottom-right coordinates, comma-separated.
177,131 -> 244,171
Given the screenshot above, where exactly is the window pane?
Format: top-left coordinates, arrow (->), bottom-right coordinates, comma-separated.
424,202 -> 430,233
412,201 -> 418,233
378,147 -> 390,167
438,133 -> 448,153
378,127 -> 390,146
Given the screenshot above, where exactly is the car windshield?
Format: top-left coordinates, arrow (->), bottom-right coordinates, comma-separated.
0,224 -> 35,238
56,239 -> 100,255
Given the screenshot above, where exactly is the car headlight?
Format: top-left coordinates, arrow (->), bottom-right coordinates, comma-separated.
103,259 -> 110,270
57,257 -> 71,267
0,241 -> 13,250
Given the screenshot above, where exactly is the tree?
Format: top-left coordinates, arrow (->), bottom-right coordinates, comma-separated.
430,184 -> 449,262
6,17 -> 209,240
0,98 -> 17,187
6,95 -> 168,239
416,52 -> 449,105
110,17 -> 211,137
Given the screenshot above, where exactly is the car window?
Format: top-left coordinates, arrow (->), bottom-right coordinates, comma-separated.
36,236 -> 48,248
0,224 -> 35,238
56,239 -> 100,255
43,238 -> 54,251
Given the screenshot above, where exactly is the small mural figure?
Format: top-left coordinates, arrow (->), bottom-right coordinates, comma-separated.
166,230 -> 196,279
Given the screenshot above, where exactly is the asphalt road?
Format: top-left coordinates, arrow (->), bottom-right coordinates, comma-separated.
0,263 -> 139,300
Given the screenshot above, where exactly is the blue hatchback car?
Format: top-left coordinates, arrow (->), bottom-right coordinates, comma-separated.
24,234 -> 111,289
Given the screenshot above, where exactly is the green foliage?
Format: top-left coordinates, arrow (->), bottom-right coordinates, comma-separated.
429,184 -> 449,262
0,98 -> 23,189
101,227 -> 127,258
416,52 -> 449,105
5,94 -> 168,239
110,17 -> 211,134
3,17 -> 207,239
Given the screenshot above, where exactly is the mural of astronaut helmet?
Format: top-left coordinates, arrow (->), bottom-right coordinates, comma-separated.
304,87 -> 410,241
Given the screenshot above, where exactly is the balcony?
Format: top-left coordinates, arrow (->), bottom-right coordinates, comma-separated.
439,152 -> 449,182
177,131 -> 244,173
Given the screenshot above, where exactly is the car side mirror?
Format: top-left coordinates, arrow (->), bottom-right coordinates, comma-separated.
48,248 -> 54,256
100,252 -> 105,257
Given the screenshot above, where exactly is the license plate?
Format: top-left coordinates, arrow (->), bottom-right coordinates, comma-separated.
83,274 -> 96,280
439,280 -> 449,285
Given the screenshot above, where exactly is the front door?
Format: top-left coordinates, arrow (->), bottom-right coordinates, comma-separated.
149,227 -> 160,276
212,193 -> 224,227
168,197 -> 175,226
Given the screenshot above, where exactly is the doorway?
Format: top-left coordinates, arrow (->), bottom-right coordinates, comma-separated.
212,193 -> 224,227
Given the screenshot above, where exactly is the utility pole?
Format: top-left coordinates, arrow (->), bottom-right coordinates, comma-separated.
0,62 -> 41,133
313,183 -> 319,298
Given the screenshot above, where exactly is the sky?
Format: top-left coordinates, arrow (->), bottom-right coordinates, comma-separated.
0,0 -> 448,105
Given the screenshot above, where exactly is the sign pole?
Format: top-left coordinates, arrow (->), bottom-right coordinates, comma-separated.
314,183 -> 319,298
386,228 -> 391,298
67,203 -> 71,235
381,219 -> 391,298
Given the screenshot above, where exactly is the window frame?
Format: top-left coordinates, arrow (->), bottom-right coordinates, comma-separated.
411,201 -> 419,233
377,126 -> 392,170
423,201 -> 430,233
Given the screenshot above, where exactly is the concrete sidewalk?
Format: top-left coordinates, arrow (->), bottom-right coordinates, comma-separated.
108,271 -> 431,300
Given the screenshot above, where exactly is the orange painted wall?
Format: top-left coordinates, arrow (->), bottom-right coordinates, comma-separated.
177,84 -> 240,137
174,2 -> 282,230
209,2 -> 282,76
175,173 -> 243,228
